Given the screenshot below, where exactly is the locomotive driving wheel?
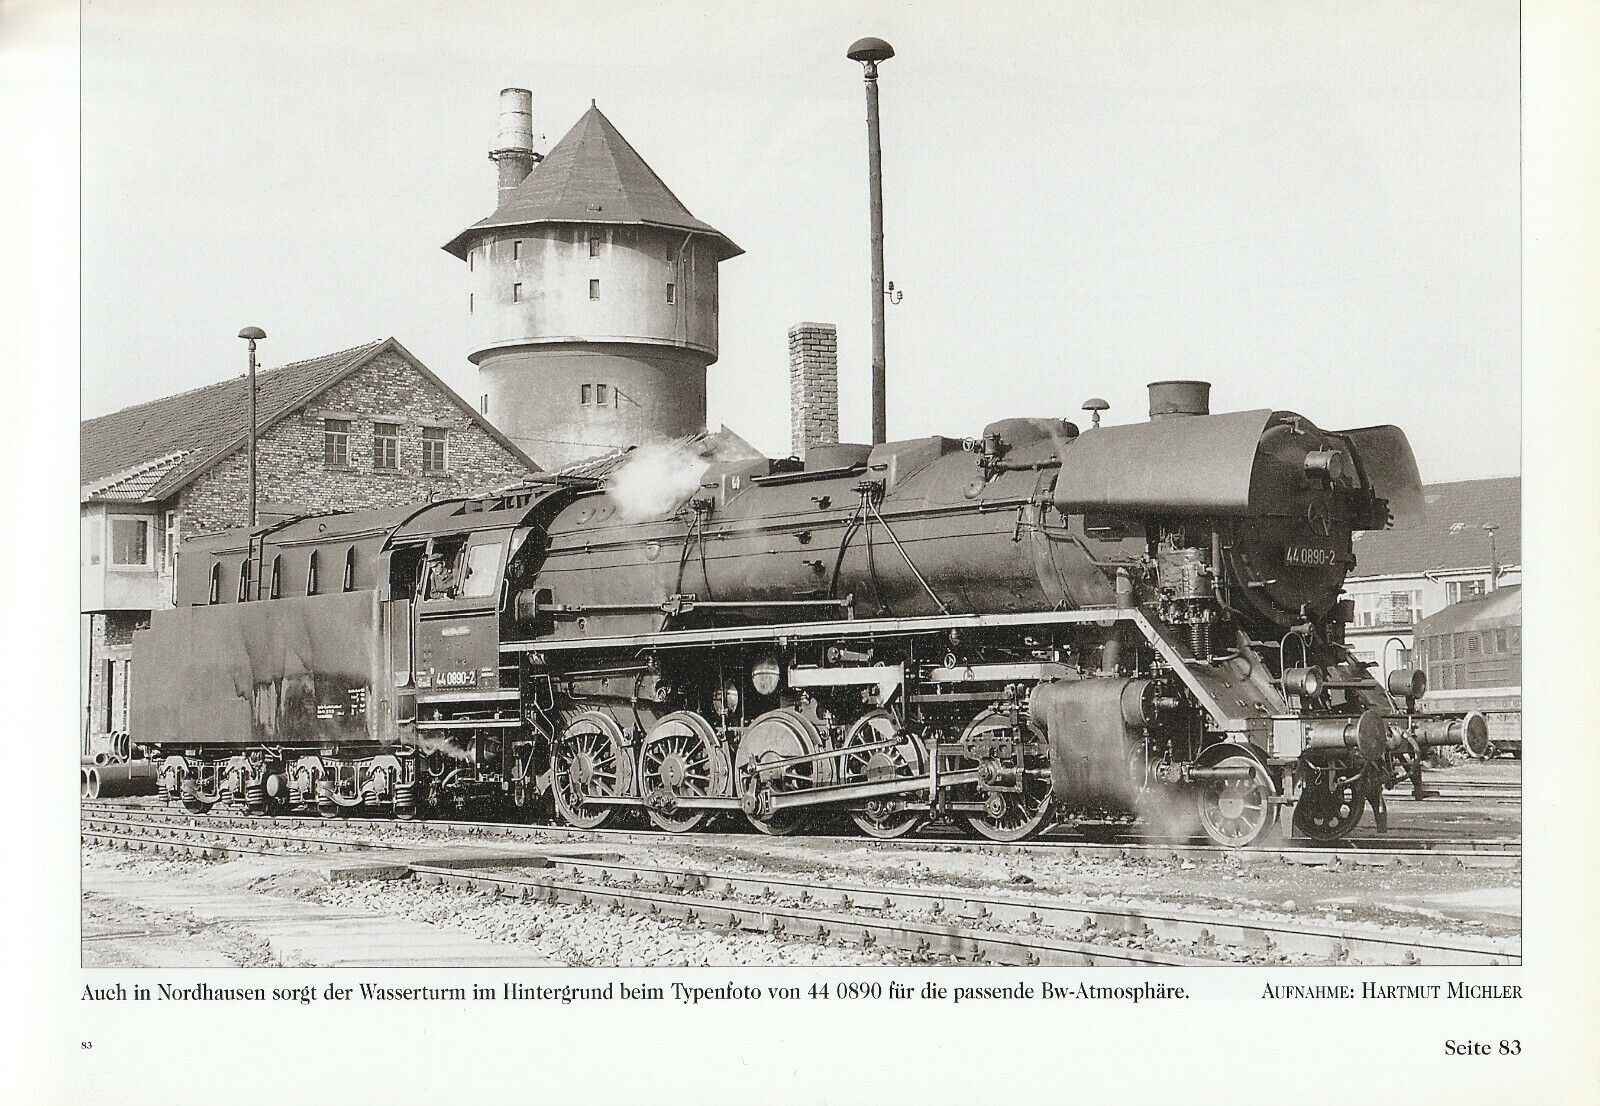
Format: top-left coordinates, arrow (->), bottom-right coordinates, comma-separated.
841,710 -> 927,840
1195,753 -> 1278,848
960,711 -> 1055,842
639,712 -> 726,832
1292,772 -> 1367,841
734,709 -> 827,835
551,711 -> 634,830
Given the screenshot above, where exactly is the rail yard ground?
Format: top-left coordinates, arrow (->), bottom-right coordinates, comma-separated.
81,759 -> 1520,968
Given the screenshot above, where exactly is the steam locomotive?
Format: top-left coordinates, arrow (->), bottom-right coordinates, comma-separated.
130,380 -> 1487,847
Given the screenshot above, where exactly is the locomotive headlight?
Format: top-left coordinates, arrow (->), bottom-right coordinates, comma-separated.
750,655 -> 782,697
1386,667 -> 1427,701
1284,666 -> 1324,699
1304,449 -> 1345,482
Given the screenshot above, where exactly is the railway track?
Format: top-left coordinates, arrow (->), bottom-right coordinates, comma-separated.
83,807 -> 1518,967
80,801 -> 1522,870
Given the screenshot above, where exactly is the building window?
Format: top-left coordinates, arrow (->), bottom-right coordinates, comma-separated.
109,516 -> 150,567
269,555 -> 282,599
513,240 -> 522,261
596,384 -> 609,406
343,547 -> 356,592
665,282 -> 676,304
512,282 -> 523,302
324,418 -> 351,467
163,511 -> 180,575
373,422 -> 399,471
589,278 -> 601,300
580,384 -> 592,405
589,236 -> 601,258
208,562 -> 221,604
103,659 -> 116,732
1447,579 -> 1487,605
307,550 -> 319,595
238,559 -> 252,602
421,427 -> 448,473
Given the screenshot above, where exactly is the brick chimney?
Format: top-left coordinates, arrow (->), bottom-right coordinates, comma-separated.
788,322 -> 839,459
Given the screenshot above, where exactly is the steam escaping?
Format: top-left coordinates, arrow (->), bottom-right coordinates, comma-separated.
605,437 -> 723,522
411,732 -> 474,763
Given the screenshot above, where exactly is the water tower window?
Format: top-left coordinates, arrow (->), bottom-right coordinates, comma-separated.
665,282 -> 676,304
479,394 -> 489,415
512,240 -> 523,261
581,384 -> 592,405
469,293 -> 474,313
589,236 -> 601,258
596,384 -> 609,406
512,282 -> 523,302
589,279 -> 601,300
468,250 -> 474,272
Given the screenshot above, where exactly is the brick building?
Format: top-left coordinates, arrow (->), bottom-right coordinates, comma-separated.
79,337 -> 536,756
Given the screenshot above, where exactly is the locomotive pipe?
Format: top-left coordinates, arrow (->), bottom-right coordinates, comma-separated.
1411,711 -> 1492,758
1183,765 -> 1258,782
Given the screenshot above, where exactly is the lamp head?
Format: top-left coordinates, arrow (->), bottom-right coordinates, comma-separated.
847,36 -> 895,65
238,327 -> 267,341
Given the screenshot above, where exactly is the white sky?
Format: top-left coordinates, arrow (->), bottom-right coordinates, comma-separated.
80,0 -> 1519,482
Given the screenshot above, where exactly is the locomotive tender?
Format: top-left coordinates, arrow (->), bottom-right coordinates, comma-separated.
131,380 -> 1488,847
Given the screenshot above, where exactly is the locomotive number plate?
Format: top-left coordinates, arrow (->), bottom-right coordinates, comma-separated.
435,669 -> 479,688
1283,544 -> 1339,568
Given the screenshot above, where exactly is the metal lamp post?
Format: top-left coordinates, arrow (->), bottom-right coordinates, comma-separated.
848,35 -> 895,445
238,327 -> 266,528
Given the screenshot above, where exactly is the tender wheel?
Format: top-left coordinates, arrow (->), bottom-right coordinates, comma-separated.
1195,753 -> 1277,847
552,711 -> 634,829
960,711 -> 1055,842
734,709 -> 828,835
1292,773 -> 1366,841
640,712 -> 727,832
841,710 -> 927,840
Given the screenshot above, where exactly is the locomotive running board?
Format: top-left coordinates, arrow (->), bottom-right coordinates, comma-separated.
503,607 -> 1248,733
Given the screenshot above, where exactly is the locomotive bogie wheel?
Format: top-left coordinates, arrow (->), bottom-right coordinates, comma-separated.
959,711 -> 1055,842
1195,754 -> 1278,848
841,710 -> 928,839
552,711 -> 633,830
1291,776 -> 1367,841
735,709 -> 826,836
640,712 -> 725,833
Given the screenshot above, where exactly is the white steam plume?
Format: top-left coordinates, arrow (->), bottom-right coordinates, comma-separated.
606,438 -> 722,522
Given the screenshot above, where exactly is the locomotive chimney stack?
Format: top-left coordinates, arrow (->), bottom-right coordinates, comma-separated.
489,87 -> 539,205
1147,380 -> 1211,420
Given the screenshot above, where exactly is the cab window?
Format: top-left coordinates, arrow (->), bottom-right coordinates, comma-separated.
460,542 -> 503,599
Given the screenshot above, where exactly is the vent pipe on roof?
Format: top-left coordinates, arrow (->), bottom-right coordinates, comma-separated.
1147,380 -> 1211,420
490,88 -> 539,205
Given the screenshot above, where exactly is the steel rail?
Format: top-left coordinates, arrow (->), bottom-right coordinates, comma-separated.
83,811 -> 1517,966
79,801 -> 1521,868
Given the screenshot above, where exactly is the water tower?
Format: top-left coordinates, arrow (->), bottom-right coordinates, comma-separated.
445,90 -> 743,470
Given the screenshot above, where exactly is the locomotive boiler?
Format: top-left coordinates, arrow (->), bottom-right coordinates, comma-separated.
130,380 -> 1488,847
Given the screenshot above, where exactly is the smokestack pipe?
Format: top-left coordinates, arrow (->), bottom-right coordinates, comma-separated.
1147,380 -> 1211,420
490,88 -> 538,205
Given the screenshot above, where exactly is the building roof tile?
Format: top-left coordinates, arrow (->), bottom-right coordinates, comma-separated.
1349,476 -> 1520,579
81,338 -> 536,504
444,104 -> 741,260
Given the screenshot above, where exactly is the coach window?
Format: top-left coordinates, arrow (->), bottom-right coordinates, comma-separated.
269,555 -> 282,599
460,542 -> 503,600
343,547 -> 356,592
237,559 -> 252,602
208,562 -> 221,604
306,550 -> 319,595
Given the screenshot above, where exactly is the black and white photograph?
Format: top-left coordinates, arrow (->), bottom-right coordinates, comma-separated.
3,0 -> 1597,1103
